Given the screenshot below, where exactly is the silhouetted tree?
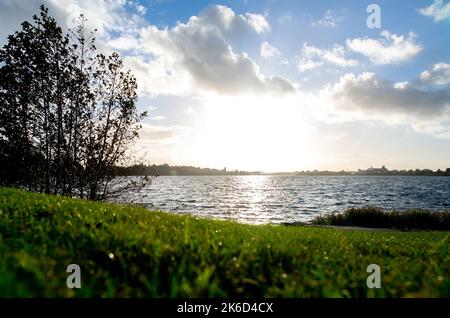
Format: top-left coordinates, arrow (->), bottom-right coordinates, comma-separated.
0,6 -> 72,191
0,6 -> 146,199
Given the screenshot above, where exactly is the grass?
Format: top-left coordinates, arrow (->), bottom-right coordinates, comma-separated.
0,187 -> 449,297
311,207 -> 450,230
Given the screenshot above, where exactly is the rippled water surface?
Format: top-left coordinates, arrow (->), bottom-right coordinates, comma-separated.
117,176 -> 450,224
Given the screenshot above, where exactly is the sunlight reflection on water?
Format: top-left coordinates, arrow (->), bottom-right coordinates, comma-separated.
114,175 -> 450,224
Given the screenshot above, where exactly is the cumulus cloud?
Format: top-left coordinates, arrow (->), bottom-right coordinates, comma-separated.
394,81 -> 409,90
297,43 -> 358,73
50,0 -> 145,36
420,63 -> 450,86
123,55 -> 192,96
346,31 -> 422,65
325,72 -> 450,122
244,12 -> 271,33
0,0 -> 146,50
419,0 -> 450,22
316,63 -> 450,139
137,5 -> 294,96
186,5 -> 270,39
108,35 -> 140,51
1,2 -> 290,96
260,41 -> 281,59
312,9 -> 344,28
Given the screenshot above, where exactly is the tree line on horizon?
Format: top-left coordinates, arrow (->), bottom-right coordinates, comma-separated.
296,167 -> 450,176
114,164 -> 260,176
114,164 -> 450,176
0,6 -> 146,200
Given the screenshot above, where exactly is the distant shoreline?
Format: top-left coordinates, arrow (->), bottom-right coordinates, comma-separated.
114,164 -> 450,177
116,173 -> 450,177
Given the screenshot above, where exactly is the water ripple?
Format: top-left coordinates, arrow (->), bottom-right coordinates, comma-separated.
114,175 -> 450,224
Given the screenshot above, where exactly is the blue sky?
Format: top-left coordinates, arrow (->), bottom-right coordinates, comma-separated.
1,0 -> 450,171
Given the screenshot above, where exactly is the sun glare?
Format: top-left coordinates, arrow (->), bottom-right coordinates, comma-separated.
193,95 -> 316,172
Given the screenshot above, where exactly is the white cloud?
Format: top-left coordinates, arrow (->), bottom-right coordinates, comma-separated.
346,31 -> 423,65
132,3 -> 147,16
420,63 -> 450,85
394,81 -> 409,90
1,2 -> 288,96
192,5 -> 270,36
136,5 -> 294,96
0,0 -> 147,47
297,43 -> 358,73
314,63 -> 450,138
108,35 -> 140,51
244,12 -> 271,33
123,55 -> 193,96
325,72 -> 450,123
312,9 -> 344,28
297,59 -> 323,73
260,41 -> 281,59
50,0 -> 145,36
419,0 -> 450,22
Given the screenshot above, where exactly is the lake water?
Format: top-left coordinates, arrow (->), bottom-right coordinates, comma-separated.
116,175 -> 450,224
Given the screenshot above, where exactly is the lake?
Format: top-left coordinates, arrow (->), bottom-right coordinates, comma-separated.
115,175 -> 450,224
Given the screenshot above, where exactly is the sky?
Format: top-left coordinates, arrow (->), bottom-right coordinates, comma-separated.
1,0 -> 450,172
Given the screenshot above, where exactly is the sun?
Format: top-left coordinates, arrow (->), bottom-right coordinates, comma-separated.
192,95 -> 317,172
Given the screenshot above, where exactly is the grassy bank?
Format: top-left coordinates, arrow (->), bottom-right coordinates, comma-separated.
0,188 -> 449,297
311,207 -> 450,230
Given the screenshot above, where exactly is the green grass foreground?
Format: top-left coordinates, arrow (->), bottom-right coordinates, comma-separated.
0,187 -> 449,297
